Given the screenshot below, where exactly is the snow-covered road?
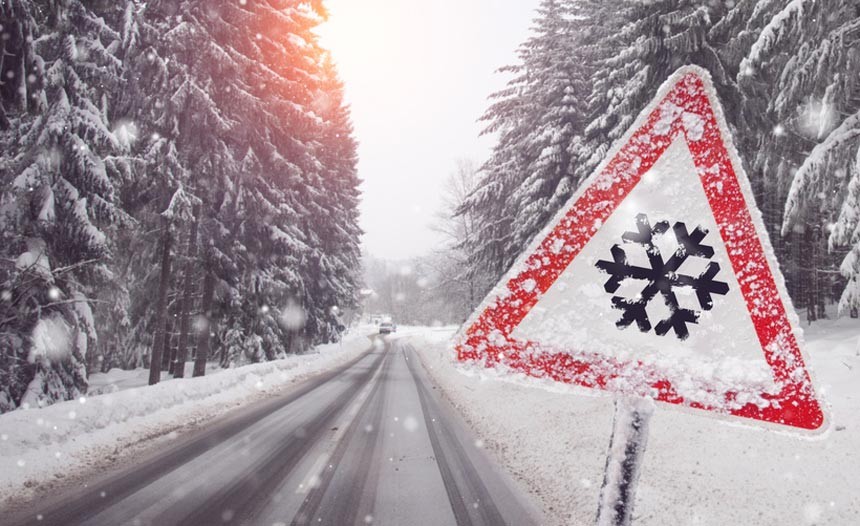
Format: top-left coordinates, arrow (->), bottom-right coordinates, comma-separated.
4,336 -> 541,526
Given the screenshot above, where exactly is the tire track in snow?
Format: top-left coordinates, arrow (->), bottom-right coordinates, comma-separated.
404,342 -> 509,526
289,347 -> 392,525
174,349 -> 388,526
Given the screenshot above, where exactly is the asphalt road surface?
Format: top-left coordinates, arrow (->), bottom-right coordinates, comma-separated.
7,336 -> 542,526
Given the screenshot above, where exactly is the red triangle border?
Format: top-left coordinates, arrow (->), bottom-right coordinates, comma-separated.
456,68 -> 825,432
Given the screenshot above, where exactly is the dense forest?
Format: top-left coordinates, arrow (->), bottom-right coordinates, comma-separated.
448,0 -> 860,324
0,0 -> 361,412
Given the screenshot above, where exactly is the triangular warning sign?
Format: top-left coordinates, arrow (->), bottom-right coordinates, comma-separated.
455,66 -> 826,432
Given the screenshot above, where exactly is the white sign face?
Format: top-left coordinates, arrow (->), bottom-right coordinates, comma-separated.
511,137 -> 774,392
455,66 -> 826,432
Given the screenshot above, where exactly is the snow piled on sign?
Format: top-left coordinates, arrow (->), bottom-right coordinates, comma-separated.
409,321 -> 859,526
0,329 -> 374,504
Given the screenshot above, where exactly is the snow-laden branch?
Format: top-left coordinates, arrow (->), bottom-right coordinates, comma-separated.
740,0 -> 806,75
161,184 -> 201,222
782,108 -> 860,235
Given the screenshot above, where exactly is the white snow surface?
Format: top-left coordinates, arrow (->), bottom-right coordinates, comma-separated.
409,319 -> 860,526
87,362 -> 224,394
0,328 -> 373,504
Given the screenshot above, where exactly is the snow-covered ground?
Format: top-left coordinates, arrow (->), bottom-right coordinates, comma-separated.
0,328 -> 374,505
87,362 -> 221,395
409,319 -> 860,526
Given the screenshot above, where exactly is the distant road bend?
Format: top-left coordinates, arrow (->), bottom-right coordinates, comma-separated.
8,336 -> 541,526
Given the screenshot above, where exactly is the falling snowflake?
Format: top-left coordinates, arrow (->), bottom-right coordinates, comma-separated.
595,213 -> 729,340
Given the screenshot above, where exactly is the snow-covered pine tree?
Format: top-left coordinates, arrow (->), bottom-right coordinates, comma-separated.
217,0 -> 323,360
307,55 -> 363,343
506,0 -> 591,272
460,0 -> 588,290
159,0 -> 358,363
735,0 -> 860,319
108,1 -> 211,383
0,0 -> 126,409
227,1 -> 362,352
85,2 -> 142,374
575,0 -> 730,185
0,0 -> 42,411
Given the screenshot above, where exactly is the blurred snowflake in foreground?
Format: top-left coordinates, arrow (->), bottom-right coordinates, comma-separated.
595,213 -> 729,340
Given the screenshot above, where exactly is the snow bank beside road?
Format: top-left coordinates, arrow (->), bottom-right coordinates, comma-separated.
87,362 -> 221,394
409,320 -> 860,526
0,330 -> 373,505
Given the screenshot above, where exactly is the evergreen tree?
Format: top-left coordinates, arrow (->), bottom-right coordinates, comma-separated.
506,0 -> 590,269
459,0 -> 589,289
216,0 -> 326,359
0,0 -> 363,411
135,0 -> 360,365
0,0 -> 126,408
461,0 -> 860,323
115,1 -> 208,383
308,55 -> 363,342
575,0 -> 729,185
736,0 -> 860,319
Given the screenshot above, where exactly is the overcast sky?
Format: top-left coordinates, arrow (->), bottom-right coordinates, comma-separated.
317,0 -> 540,260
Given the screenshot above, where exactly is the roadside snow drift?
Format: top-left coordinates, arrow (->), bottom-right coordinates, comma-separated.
0,331 -> 373,504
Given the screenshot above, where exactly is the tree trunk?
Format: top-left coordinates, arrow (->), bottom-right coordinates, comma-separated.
219,339 -> 228,368
219,318 -> 231,368
174,206 -> 200,379
804,225 -> 819,323
148,219 -> 173,386
0,103 -> 9,131
192,270 -> 215,377
87,336 -> 100,376
165,316 -> 176,373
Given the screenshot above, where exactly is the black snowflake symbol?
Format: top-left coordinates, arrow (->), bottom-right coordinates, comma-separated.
594,213 -> 729,340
